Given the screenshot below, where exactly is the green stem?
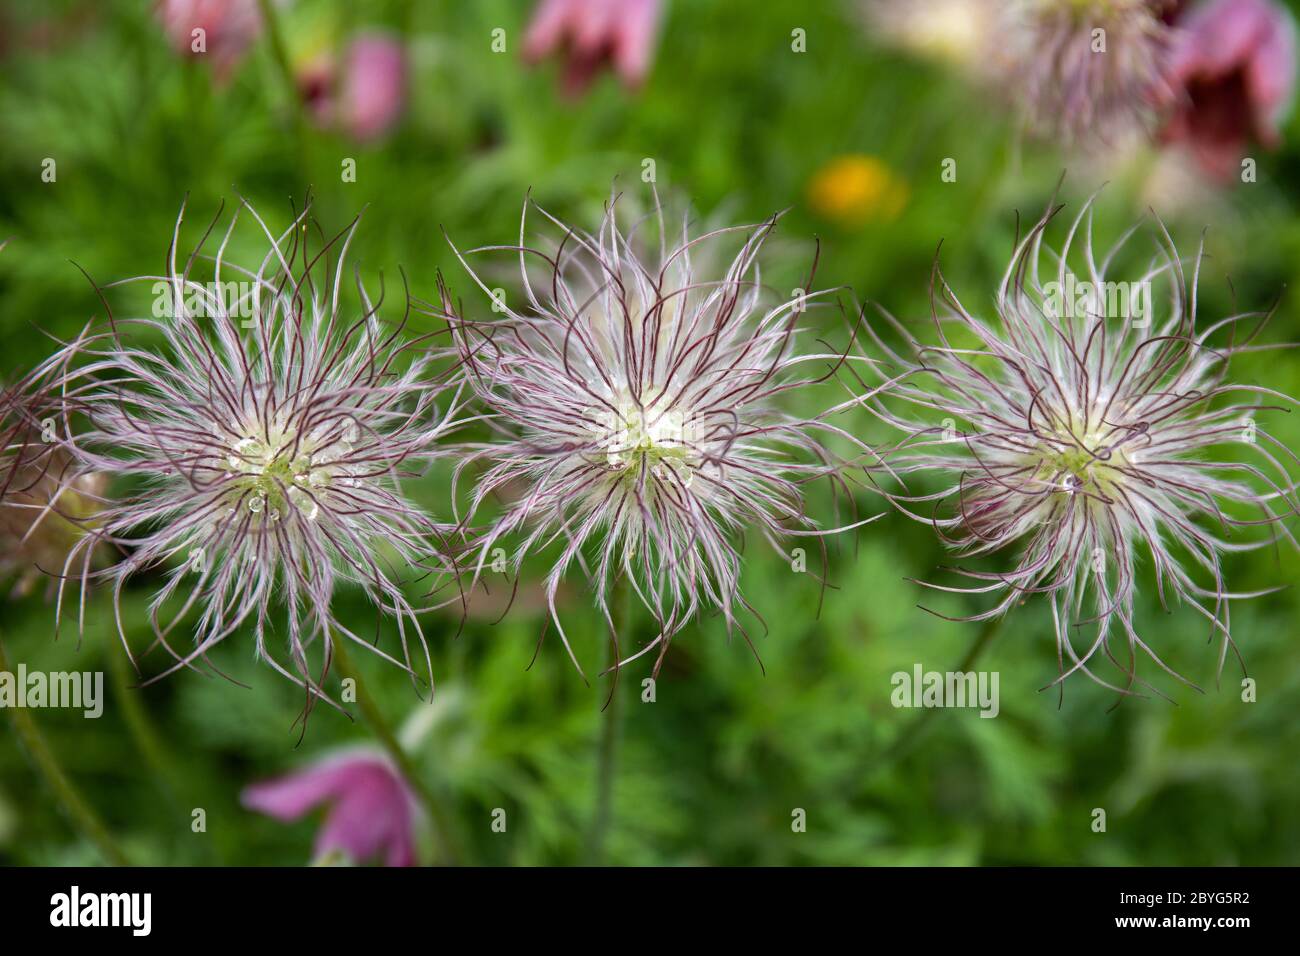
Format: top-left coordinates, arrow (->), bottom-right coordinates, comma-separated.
106,638 -> 176,800
255,0 -> 311,175
106,637 -> 221,863
331,636 -> 464,866
585,583 -> 632,865
0,636 -> 130,866
256,0 -> 300,108
877,613 -> 1008,769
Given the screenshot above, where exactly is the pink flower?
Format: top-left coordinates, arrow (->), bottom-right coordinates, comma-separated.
297,53 -> 338,127
155,0 -> 261,81
523,0 -> 663,97
338,34 -> 408,142
296,33 -> 408,142
242,751 -> 420,867
1163,0 -> 1297,178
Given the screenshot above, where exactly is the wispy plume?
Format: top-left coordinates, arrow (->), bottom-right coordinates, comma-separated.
1007,0 -> 1178,145
863,198 -> 1298,697
438,191 -> 879,677
864,1 -> 1180,149
0,366 -> 104,599
51,199 -> 466,707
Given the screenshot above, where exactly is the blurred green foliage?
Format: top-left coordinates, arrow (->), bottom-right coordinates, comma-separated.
1,0 -> 1299,866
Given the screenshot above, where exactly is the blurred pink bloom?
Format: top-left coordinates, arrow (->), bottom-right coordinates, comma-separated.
339,34 -> 408,142
297,53 -> 337,127
296,33 -> 407,142
242,751 -> 420,867
156,0 -> 260,81
1162,0 -> 1297,178
523,0 -> 663,97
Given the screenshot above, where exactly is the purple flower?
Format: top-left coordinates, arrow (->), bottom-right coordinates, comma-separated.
439,193 -> 877,676
1162,0 -> 1297,179
51,200 -> 466,703
156,0 -> 261,82
242,750 -> 420,867
523,0 -> 664,97
865,200 -> 1298,696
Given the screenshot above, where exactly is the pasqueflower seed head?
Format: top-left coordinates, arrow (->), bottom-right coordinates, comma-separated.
1007,0 -> 1178,145
52,200 -> 465,704
0,368 -> 105,598
865,198 -> 1298,697
439,192 -> 879,677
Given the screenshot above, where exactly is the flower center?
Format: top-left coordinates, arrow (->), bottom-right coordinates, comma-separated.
1035,427 -> 1127,495
592,396 -> 699,485
222,417 -> 356,521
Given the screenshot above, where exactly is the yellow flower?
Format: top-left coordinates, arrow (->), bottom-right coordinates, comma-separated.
807,155 -> 908,227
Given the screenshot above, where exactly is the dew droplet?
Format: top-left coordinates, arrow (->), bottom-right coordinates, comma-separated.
290,485 -> 320,521
229,436 -> 265,471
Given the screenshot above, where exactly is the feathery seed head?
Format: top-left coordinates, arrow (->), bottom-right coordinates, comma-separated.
867,198 -> 1298,696
52,199 -> 464,704
441,192 -> 877,676
0,371 -> 105,597
1007,0 -> 1178,145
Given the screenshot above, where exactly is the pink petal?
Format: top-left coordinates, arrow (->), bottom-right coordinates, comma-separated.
573,0 -> 619,56
1171,0 -> 1272,81
312,763 -> 416,867
612,0 -> 662,87
240,758 -> 359,821
1245,6 -> 1297,132
523,0 -> 576,62
340,34 -> 407,142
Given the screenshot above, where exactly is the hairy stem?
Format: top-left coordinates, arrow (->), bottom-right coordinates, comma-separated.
585,582 -> 632,865
256,0 -> 299,109
877,612 -> 1007,769
255,0 -> 311,175
106,637 -> 221,863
